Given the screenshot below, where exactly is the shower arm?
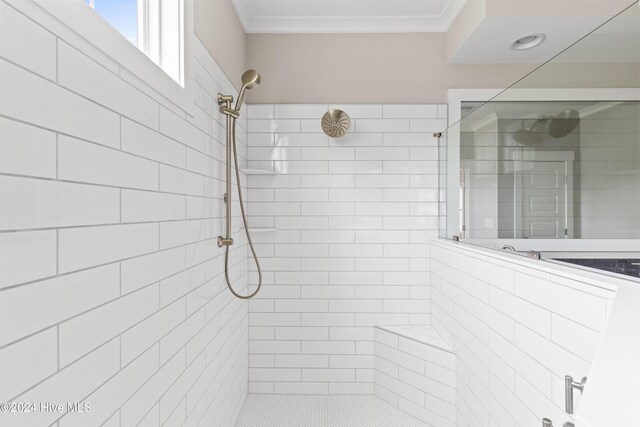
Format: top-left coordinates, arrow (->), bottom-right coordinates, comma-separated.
217,93 -> 234,248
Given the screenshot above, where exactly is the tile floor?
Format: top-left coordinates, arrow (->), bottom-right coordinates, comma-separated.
235,394 -> 430,426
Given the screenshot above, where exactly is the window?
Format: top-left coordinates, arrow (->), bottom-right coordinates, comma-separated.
85,0 -> 184,86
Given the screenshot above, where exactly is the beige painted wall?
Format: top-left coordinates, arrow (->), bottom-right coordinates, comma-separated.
246,33 -> 537,104
194,0 -> 246,91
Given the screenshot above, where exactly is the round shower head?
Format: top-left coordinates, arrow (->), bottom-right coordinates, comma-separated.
234,69 -> 261,111
549,109 -> 580,138
241,69 -> 261,89
321,110 -> 351,138
513,119 -> 546,145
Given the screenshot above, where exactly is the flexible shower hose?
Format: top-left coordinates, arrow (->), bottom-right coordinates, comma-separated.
223,117 -> 263,299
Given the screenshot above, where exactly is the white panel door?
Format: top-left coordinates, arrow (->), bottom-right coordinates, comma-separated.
513,159 -> 573,239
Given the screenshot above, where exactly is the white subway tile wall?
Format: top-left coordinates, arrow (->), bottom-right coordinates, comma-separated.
373,326 -> 456,427
430,239 -> 616,427
0,1 -> 248,426
246,103 -> 445,394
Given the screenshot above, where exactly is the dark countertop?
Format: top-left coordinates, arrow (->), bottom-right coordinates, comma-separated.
554,258 -> 640,279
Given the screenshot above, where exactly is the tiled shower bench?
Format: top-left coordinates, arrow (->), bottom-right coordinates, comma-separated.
374,325 -> 456,427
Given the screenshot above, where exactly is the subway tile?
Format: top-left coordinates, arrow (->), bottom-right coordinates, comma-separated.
301,147 -> 355,160
275,104 -> 328,119
59,223 -> 159,273
0,176 -> 119,231
384,133 -> 436,147
121,349 -> 185,426
302,313 -> 355,327
0,117 -> 56,178
250,340 -> 301,354
0,59 -> 120,148
383,216 -> 439,230
248,119 -> 301,133
159,106 -> 208,152
274,160 -> 328,174
121,118 -> 186,168
275,244 -> 329,257
301,257 -> 355,271
383,105 -> 438,119
58,135 -> 158,190
300,119 -> 324,133
330,299 -> 383,313
409,119 -> 447,133
329,161 -> 383,175
249,174 -> 300,188
121,247 -> 185,294
0,328 -> 57,402
0,3 -> 56,80
121,299 -> 185,364
275,188 -> 328,202
330,189 -> 382,202
514,273 -> 607,330
13,340 -> 120,427
355,175 -> 409,188
58,41 -> 158,128
59,284 -> 160,366
121,190 -> 185,223
356,147 -> 410,161
301,175 -> 355,188
328,243 -> 383,258
383,188 -> 438,202
159,165 -> 205,196
275,327 -> 329,341
356,119 -> 410,133
276,299 -> 329,313
159,264 -> 207,307
384,160 -> 438,175
301,202 -> 354,216
329,216 -> 382,230
0,230 -> 56,289
247,105 -> 274,119
329,105 -> 382,119
0,264 -> 119,348
355,230 -> 410,244
302,341 -> 355,355
301,229 -> 355,243
330,133 -> 383,147
274,382 -> 328,394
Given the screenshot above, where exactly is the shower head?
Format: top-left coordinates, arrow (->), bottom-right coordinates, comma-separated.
513,109 -> 580,144
549,109 -> 580,138
513,119 -> 546,145
234,69 -> 261,111
241,69 -> 261,89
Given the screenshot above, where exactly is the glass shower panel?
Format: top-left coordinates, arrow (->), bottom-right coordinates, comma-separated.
441,1 -> 640,244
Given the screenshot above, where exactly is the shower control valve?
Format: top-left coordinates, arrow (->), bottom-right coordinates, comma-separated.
564,375 -> 587,414
217,236 -> 234,247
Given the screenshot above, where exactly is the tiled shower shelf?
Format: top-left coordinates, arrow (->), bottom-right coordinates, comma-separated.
240,168 -> 277,175
246,228 -> 277,233
375,324 -> 452,352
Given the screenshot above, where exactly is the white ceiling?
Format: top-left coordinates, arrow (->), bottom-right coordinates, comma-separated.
449,14 -> 639,64
231,0 -> 468,33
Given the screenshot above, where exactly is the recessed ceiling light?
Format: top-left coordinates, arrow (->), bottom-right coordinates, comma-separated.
510,33 -> 546,50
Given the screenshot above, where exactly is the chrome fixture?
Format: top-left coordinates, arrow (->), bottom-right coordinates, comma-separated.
510,33 -> 546,50
502,245 -> 516,251
527,250 -> 541,260
565,375 -> 587,414
217,69 -> 263,300
542,418 -> 553,427
513,109 -> 580,144
321,109 -> 351,138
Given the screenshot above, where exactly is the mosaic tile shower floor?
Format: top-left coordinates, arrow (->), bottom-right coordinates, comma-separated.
235,394 -> 430,427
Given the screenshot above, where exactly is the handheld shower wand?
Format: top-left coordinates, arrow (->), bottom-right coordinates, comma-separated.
217,70 -> 263,299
